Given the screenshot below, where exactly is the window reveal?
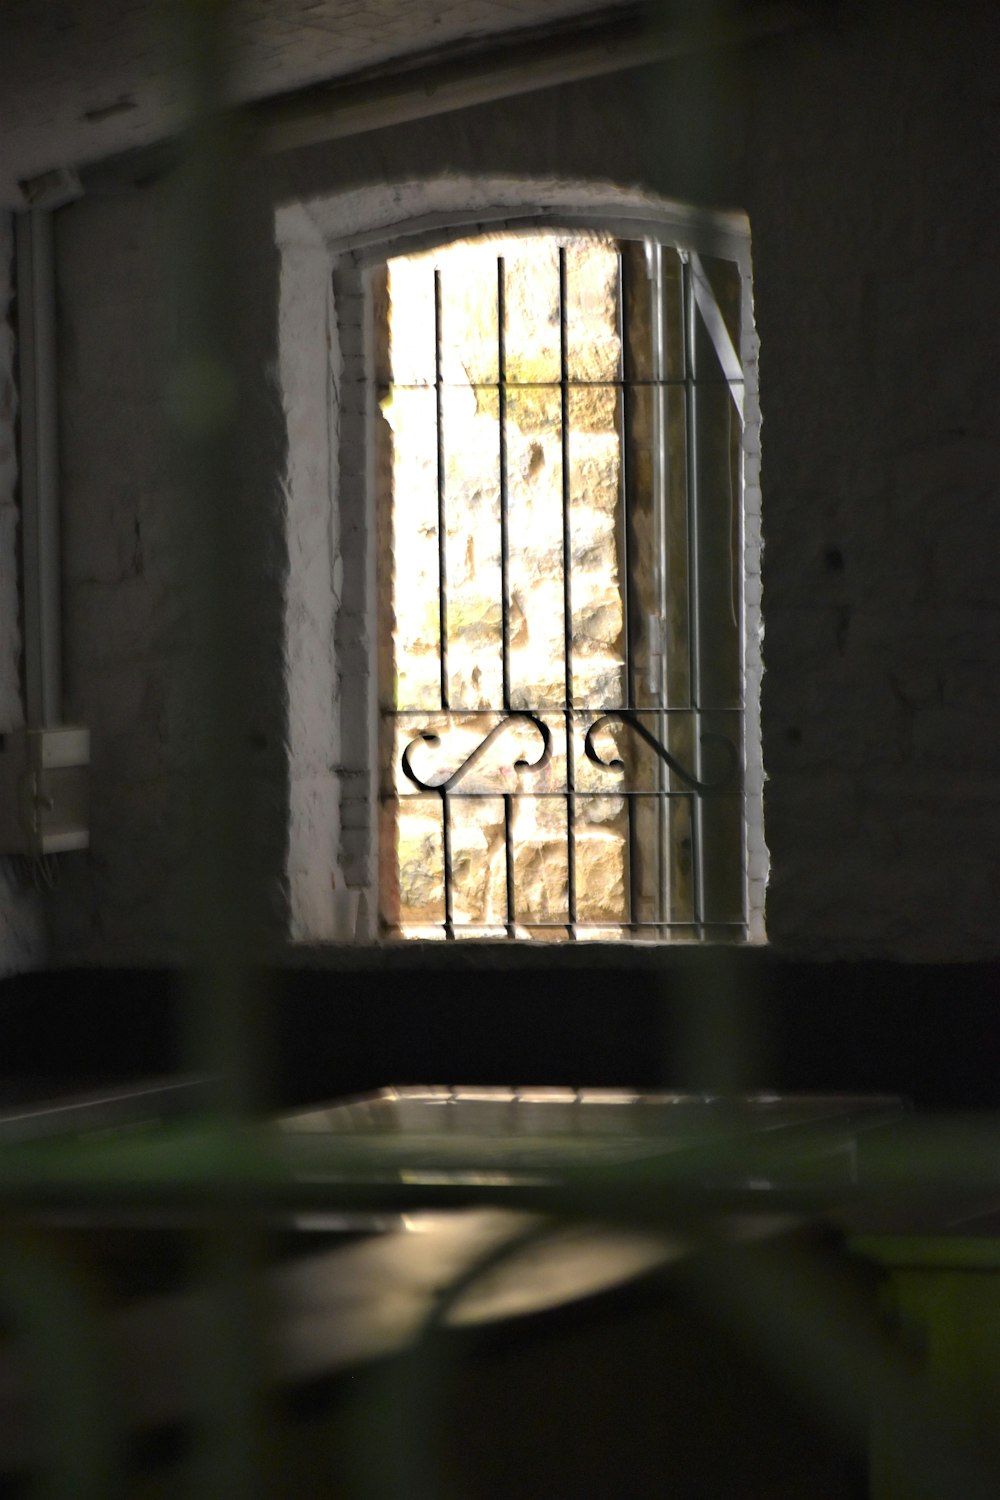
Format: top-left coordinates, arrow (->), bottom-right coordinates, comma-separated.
377,230 -> 748,940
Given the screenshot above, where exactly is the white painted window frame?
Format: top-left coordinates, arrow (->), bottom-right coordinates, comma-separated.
280,186 -> 765,943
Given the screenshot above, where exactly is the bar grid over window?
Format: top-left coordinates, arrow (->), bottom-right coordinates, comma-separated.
377,228 -> 750,941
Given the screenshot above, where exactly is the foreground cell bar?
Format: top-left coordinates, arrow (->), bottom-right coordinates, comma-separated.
498,258 -> 511,711
173,2 -> 269,1493
434,268 -> 450,710
559,247 -> 577,935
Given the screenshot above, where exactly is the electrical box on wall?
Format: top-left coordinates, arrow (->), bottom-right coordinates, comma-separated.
0,726 -> 90,856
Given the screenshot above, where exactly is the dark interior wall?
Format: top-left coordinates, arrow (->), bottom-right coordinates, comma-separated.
0,218 -> 44,973
33,0 -> 1000,972
740,2 -> 1000,957
2,952 -> 997,1111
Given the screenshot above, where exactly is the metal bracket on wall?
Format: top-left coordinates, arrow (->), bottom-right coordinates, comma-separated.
0,726 -> 90,856
687,250 -> 745,425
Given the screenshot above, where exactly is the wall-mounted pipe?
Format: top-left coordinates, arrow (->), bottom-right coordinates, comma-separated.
14,172 -> 79,733
14,167 -> 81,727
15,207 -> 62,728
0,172 -> 90,859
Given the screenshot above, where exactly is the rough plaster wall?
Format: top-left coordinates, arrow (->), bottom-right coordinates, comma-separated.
48,188 -> 185,962
46,1 -> 1000,962
328,261 -> 375,902
42,187 -> 199,962
741,3 -> 1000,957
0,213 -> 45,972
47,174 -> 291,964
277,210 -> 340,940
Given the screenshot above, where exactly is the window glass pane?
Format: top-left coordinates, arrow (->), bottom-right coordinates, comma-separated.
501,235 -> 561,388
506,385 -> 566,710
512,816 -> 570,928
694,253 -> 742,358
660,246 -> 687,385
448,793 -> 506,927
693,382 -> 742,708
564,236 -> 620,383
662,381 -> 693,709
567,384 -> 623,708
620,239 -> 652,384
440,387 -> 503,708
575,794 -> 627,925
436,239 -> 500,387
392,796 -> 444,927
387,253 -> 435,386
621,385 -> 690,710
698,709 -> 743,793
667,795 -> 696,924
384,386 -> 441,710
699,793 -> 745,926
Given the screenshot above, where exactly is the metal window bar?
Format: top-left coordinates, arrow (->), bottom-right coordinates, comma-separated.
558,246 -> 578,939
649,238 -> 671,931
434,267 -> 450,713
681,250 -> 706,937
433,268 -> 456,939
497,258 -> 518,938
617,247 -> 641,935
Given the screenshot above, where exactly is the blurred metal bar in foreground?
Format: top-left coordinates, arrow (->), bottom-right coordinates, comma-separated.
170,1 -> 267,1492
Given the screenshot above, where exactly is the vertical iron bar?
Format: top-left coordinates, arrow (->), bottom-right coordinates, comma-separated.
617,247 -> 635,711
649,243 -> 670,928
686,789 -> 702,938
503,792 -> 516,937
498,258 -> 511,712
627,792 -> 641,935
174,2 -> 265,1493
440,791 -> 454,940
558,247 -> 577,937
682,254 -> 706,934
619,247 -> 639,935
434,268 -> 449,711
434,268 -> 453,937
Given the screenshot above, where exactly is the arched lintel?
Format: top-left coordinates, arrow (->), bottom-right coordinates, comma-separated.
277,176 -> 750,270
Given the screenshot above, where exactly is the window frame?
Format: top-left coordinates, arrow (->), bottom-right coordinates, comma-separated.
326,201 -> 765,945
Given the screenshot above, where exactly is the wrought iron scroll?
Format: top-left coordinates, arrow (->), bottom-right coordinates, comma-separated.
400,712 -> 552,793
584,712 -> 739,793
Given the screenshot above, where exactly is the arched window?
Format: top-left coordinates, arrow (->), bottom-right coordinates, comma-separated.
359,213 -> 762,941
280,189 -> 763,944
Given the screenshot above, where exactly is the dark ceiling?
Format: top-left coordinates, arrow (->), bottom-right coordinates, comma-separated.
0,0 -> 630,206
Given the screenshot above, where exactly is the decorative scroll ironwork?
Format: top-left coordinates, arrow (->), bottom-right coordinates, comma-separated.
399,711 -> 738,795
400,712 -> 552,794
584,711 -> 739,793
